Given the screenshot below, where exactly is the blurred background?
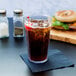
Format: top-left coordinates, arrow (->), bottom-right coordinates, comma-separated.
0,0 -> 76,17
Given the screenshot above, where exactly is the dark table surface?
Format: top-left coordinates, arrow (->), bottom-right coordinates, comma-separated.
0,18 -> 76,76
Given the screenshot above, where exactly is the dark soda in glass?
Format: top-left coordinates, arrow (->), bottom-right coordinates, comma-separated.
25,16 -> 51,63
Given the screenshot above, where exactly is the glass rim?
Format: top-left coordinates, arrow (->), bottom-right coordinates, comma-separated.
29,15 -> 49,20
24,15 -> 51,28
24,15 -> 50,20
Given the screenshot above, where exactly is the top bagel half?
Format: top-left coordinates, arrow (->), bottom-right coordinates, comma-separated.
55,10 -> 76,22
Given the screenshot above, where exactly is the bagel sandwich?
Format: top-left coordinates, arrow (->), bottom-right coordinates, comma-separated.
51,10 -> 76,30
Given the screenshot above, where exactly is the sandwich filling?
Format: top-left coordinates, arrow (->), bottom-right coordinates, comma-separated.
52,16 -> 76,30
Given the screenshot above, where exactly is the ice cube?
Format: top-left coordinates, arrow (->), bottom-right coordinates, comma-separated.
43,23 -> 48,27
32,22 -> 38,27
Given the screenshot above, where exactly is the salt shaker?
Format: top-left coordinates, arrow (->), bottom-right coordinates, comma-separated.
13,9 -> 24,38
0,10 -> 9,38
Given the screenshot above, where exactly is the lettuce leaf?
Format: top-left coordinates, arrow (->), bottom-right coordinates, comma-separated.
52,21 -> 63,26
52,19 -> 69,30
62,24 -> 69,30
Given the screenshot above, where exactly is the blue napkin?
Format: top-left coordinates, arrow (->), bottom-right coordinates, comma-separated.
20,49 -> 74,73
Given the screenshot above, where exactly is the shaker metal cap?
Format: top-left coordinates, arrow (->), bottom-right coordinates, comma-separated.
14,9 -> 23,16
0,9 -> 6,15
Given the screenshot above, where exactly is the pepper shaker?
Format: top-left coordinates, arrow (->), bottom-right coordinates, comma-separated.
13,9 -> 24,38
